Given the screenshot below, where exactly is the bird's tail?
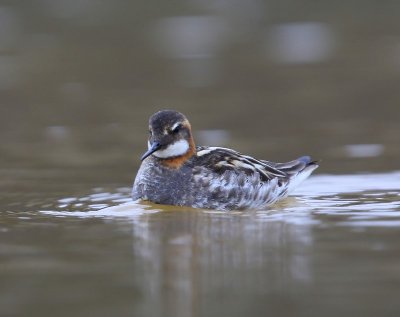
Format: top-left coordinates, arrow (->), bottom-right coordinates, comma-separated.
276,156 -> 319,194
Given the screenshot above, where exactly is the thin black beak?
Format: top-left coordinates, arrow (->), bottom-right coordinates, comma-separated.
141,141 -> 161,161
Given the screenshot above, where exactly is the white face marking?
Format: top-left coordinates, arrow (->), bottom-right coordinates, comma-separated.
153,139 -> 189,158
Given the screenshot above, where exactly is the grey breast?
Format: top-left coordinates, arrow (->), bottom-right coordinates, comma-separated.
132,158 -> 193,206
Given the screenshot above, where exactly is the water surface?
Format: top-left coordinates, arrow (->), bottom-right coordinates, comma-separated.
2,170 -> 400,317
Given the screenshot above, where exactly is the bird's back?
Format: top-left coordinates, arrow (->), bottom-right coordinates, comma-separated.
186,147 -> 318,210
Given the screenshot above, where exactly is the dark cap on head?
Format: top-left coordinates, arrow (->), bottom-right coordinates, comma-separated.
149,110 -> 188,128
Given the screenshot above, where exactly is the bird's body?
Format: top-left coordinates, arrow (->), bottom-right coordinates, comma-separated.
132,110 -> 318,211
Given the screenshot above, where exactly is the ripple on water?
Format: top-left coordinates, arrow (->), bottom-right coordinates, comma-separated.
40,171 -> 400,227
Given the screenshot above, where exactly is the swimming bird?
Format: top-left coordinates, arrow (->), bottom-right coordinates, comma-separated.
132,110 -> 318,210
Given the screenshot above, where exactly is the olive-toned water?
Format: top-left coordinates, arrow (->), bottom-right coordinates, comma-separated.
2,167 -> 400,317
1,1 -> 400,317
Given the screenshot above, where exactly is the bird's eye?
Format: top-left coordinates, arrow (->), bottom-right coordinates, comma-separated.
171,124 -> 182,134
149,129 -> 152,135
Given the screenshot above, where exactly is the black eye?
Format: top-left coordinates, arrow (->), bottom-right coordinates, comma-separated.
171,124 -> 182,134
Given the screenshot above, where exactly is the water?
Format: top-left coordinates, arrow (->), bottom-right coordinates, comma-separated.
2,170 -> 400,317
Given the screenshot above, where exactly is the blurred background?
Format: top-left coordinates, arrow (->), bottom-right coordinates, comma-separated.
0,0 -> 399,182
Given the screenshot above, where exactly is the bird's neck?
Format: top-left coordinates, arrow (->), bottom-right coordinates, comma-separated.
160,137 -> 196,169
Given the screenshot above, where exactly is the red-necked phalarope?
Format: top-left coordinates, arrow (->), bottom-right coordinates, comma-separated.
132,110 -> 318,210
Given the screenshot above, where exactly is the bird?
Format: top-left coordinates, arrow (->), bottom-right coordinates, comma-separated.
132,110 -> 318,210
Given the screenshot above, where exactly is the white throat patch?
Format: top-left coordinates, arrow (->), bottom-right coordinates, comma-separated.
153,139 -> 190,158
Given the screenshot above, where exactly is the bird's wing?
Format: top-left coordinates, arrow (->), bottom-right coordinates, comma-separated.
194,146 -> 288,182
